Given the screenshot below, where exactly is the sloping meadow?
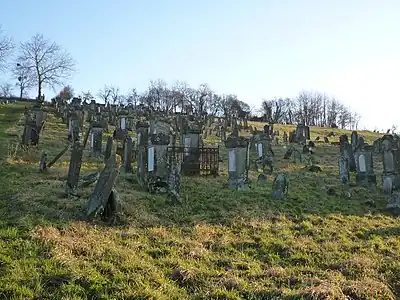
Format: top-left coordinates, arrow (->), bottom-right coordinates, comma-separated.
0,103 -> 399,299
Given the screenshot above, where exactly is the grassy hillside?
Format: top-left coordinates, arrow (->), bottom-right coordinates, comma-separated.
0,103 -> 399,299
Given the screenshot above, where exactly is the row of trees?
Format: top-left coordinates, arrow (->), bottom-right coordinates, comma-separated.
0,26 -> 75,99
1,25 -> 361,129
261,91 -> 361,130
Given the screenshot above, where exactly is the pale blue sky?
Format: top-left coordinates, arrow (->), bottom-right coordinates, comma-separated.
1,0 -> 399,130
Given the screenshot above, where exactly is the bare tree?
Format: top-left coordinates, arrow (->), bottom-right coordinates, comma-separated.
17,34 -> 76,99
0,83 -> 14,97
125,88 -> 139,107
98,85 -> 112,105
110,86 -> 120,105
0,26 -> 14,71
13,62 -> 35,99
81,90 -> 95,103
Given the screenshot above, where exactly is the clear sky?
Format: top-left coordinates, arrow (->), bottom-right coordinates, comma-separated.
1,0 -> 399,130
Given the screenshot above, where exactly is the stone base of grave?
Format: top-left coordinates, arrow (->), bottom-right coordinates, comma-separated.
382,174 -> 400,192
387,192 -> 400,215
228,178 -> 249,190
356,173 -> 377,187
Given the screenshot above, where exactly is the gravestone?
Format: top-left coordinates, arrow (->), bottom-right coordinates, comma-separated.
68,111 -> 81,143
114,109 -> 129,140
225,136 -> 250,190
87,154 -> 120,220
90,124 -> 103,158
271,174 -> 289,200
254,128 -> 274,176
22,113 -> 40,146
148,132 -> 171,193
39,152 -> 47,172
338,153 -> 350,183
122,136 -> 134,173
351,131 -> 359,151
381,135 -> 400,194
181,119 -> 202,175
283,132 -> 288,143
355,145 -> 376,187
295,124 -> 309,143
66,141 -> 84,196
339,135 -> 356,171
104,136 -> 114,163
136,121 -> 150,186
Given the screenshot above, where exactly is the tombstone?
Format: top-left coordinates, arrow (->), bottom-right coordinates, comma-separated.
68,111 -> 81,143
324,137 -> 329,143
295,124 -> 308,143
114,110 -> 129,140
148,132 -> 171,193
271,174 -> 289,200
22,114 -> 40,146
351,131 -> 359,151
381,137 -> 400,194
136,121 -> 150,186
372,138 -> 382,154
181,119 -> 202,176
225,136 -> 250,190
87,154 -> 120,220
254,131 -> 274,175
289,131 -> 296,143
104,136 -> 114,163
122,136 -> 134,173
387,191 -> 400,214
339,135 -> 356,172
32,106 -> 46,134
39,152 -> 47,172
355,145 -> 376,187
338,153 -> 350,183
90,125 -> 103,158
66,141 -> 84,196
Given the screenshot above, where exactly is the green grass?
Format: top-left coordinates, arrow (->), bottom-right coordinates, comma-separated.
0,103 -> 399,299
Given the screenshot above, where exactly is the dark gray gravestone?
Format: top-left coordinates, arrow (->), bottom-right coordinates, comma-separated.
272,173 -> 289,200
338,153 -> 350,184
66,141 -> 84,196
122,136 -> 133,173
87,154 -> 119,219
90,126 -> 103,158
104,136 -> 114,163
39,152 -> 47,172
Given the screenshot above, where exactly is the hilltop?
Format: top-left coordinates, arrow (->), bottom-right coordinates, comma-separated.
0,102 -> 399,299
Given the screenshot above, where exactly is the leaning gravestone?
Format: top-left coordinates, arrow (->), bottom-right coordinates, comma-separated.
87,154 -> 120,220
225,136 -> 250,190
66,141 -> 84,196
104,136 -> 114,163
272,174 -> 289,200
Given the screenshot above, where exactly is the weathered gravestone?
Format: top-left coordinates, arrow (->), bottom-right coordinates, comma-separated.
148,132 -> 173,194
136,121 -> 150,187
87,154 -> 120,221
22,110 -> 40,146
90,124 -> 103,158
225,136 -> 250,190
68,111 -> 81,143
66,141 -> 84,196
381,135 -> 400,194
272,173 -> 289,200
39,152 -> 47,172
181,118 -> 202,176
104,136 -> 114,163
338,153 -> 350,184
351,131 -> 359,152
122,136 -> 134,173
254,127 -> 274,177
339,135 -> 356,172
354,145 -> 376,187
